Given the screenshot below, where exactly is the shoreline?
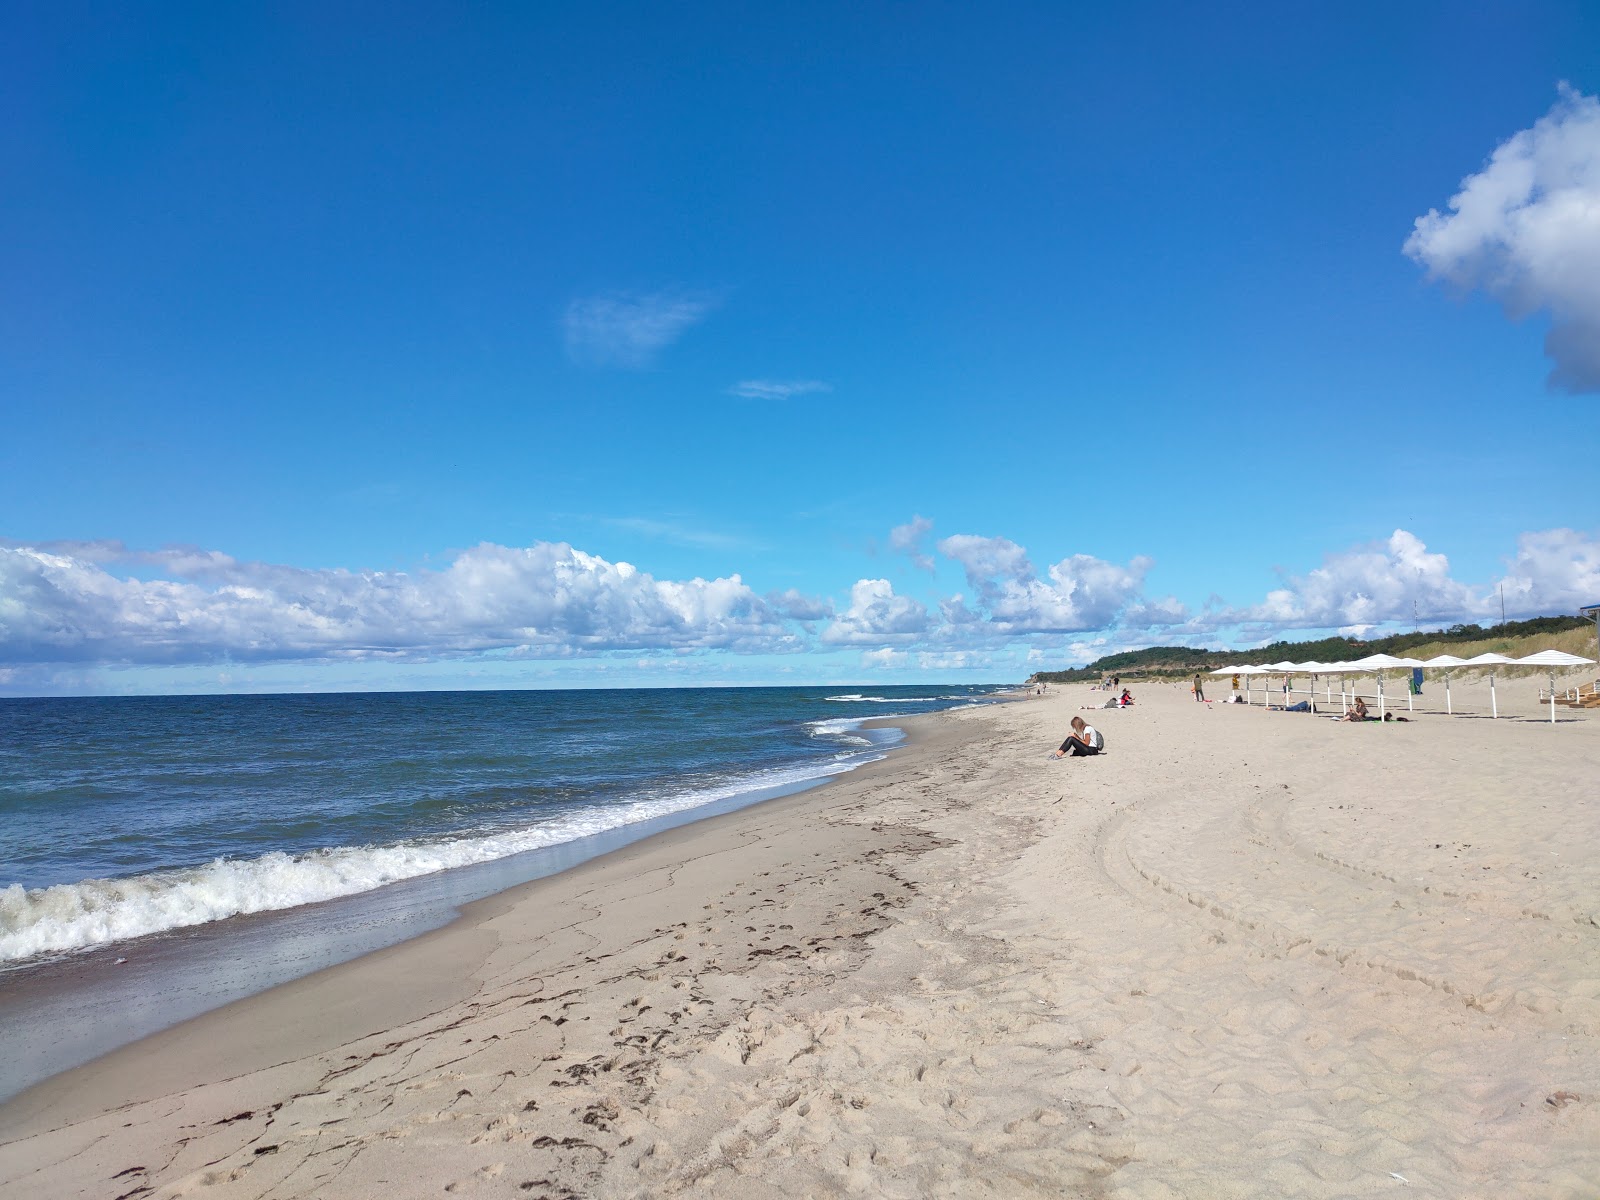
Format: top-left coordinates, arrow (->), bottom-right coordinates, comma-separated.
0,706 -> 955,1131
5,685 -> 1597,1196
0,699 -> 981,1107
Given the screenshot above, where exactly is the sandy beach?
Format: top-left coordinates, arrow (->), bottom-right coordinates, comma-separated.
3,678 -> 1598,1198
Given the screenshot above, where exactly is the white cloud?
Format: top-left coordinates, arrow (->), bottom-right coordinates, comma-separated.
1405,84 -> 1600,392
888,515 -> 936,572
1497,527 -> 1600,614
821,579 -> 930,645
935,534 -> 1166,633
1235,530 -> 1480,629
765,588 -> 833,622
0,541 -> 794,666
727,379 -> 832,400
1120,595 -> 1190,628
596,516 -> 754,551
914,650 -> 985,671
861,648 -> 907,669
7,527 -> 1594,683
563,290 -> 716,367
1225,527 -> 1600,631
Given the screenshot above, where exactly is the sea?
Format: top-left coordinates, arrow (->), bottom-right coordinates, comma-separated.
0,684 -> 1003,1101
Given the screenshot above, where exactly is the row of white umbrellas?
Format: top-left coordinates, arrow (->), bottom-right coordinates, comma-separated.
1208,650 -> 1595,722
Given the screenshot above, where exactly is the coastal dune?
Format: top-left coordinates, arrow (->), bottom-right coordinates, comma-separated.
3,683 -> 1598,1197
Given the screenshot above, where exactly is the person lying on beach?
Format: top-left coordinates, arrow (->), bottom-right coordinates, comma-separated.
1341,698 -> 1369,722
1382,712 -> 1410,722
1054,716 -> 1103,758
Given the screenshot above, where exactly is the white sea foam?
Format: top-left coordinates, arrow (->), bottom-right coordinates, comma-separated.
825,694 -> 928,704
805,716 -> 880,746
0,742 -> 887,964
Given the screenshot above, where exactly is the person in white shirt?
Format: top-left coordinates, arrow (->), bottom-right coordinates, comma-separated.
1054,716 -> 1103,758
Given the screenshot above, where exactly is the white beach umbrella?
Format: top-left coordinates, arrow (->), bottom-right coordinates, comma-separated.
1313,661 -> 1364,712
1210,665 -> 1246,702
1234,663 -> 1270,704
1510,650 -> 1597,724
1294,662 -> 1338,710
1332,661 -> 1368,706
1422,654 -> 1470,715
1349,654 -> 1396,716
1348,654 -> 1425,718
1312,662 -> 1363,710
1263,661 -> 1298,707
1295,662 -> 1332,709
1460,652 -> 1515,718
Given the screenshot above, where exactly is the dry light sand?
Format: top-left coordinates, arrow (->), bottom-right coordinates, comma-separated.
2,676 -> 1598,1198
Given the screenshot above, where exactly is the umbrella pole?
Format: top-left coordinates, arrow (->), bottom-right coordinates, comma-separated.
1490,673 -> 1498,719
1445,672 -> 1452,716
1550,670 -> 1557,725
1378,674 -> 1385,720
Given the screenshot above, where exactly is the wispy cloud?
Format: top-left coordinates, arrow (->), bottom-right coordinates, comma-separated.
563,290 -> 716,368
887,515 -> 936,572
726,379 -> 832,400
597,516 -> 760,552
1405,84 -> 1600,393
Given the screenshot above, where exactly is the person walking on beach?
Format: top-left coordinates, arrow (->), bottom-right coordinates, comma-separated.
1193,673 -> 1205,702
1054,716 -> 1103,757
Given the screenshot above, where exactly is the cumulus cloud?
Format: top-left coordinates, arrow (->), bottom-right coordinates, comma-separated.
765,588 -> 833,622
861,648 -> 907,669
9,527 -> 1594,681
563,290 -> 716,367
821,579 -> 930,645
935,534 -> 1167,633
0,541 -> 795,666
727,379 -> 832,400
1405,84 -> 1600,392
1235,530 -> 1481,629
1120,595 -> 1191,628
888,515 -> 936,572
1497,526 -> 1600,615
1225,527 -> 1600,632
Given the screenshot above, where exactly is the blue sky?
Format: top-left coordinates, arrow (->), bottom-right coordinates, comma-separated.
4,2 -> 1599,694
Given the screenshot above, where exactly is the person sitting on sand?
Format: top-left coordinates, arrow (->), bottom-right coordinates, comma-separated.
1342,698 -> 1369,722
1118,688 -> 1133,707
1053,716 -> 1103,758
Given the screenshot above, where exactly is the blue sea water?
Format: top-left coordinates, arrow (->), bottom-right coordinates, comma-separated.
0,686 -> 1001,966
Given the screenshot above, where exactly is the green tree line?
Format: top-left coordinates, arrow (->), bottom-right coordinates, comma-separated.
1026,615 -> 1590,684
